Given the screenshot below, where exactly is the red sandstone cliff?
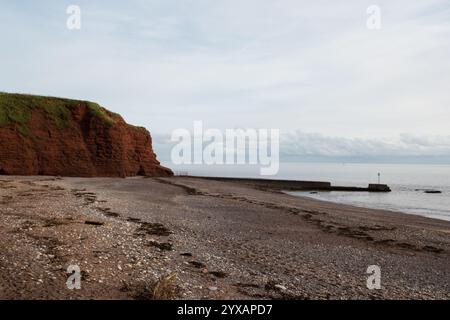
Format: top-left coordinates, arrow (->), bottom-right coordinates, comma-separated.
0,94 -> 172,177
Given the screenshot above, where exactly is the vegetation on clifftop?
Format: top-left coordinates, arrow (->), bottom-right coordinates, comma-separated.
0,92 -> 115,135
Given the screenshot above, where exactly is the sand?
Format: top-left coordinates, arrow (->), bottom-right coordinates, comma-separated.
0,176 -> 449,299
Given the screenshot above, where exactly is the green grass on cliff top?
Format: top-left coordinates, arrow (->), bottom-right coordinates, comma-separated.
0,92 -> 115,135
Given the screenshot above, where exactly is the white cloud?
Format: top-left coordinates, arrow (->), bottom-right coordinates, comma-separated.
0,0 -> 449,142
281,131 -> 450,157
153,130 -> 450,162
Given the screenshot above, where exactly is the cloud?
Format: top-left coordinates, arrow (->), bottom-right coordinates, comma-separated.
281,131 -> 450,157
0,0 -> 449,138
152,130 -> 450,163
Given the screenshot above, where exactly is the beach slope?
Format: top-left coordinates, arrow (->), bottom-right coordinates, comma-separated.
0,176 -> 448,299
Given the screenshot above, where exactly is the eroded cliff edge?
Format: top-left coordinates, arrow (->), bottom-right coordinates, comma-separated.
0,93 -> 173,177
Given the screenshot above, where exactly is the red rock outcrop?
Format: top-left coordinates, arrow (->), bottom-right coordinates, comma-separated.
0,99 -> 172,177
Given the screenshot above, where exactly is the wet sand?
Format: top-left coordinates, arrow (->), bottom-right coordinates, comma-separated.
0,176 -> 449,299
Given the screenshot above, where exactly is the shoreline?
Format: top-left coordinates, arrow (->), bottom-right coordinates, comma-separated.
182,175 -> 391,192
1,175 -> 449,299
175,175 -> 448,222
288,190 -> 450,223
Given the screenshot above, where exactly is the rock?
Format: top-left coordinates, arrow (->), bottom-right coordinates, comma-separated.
189,261 -> 207,269
415,189 -> 442,194
424,190 -> 442,194
209,271 -> 228,278
0,92 -> 172,177
274,284 -> 287,291
84,220 -> 104,226
180,252 -> 193,257
147,240 -> 173,251
208,286 -> 218,291
368,184 -> 391,192
265,280 -> 287,291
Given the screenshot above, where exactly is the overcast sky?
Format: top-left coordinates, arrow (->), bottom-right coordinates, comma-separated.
1,0 -> 449,159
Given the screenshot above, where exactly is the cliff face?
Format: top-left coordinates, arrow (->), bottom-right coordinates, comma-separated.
0,93 -> 172,177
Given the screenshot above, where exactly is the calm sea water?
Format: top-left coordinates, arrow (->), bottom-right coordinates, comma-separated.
164,162 -> 450,222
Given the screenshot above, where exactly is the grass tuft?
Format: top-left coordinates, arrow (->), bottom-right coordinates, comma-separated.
152,273 -> 180,300
0,92 -> 116,135
120,272 -> 181,300
86,102 -> 115,125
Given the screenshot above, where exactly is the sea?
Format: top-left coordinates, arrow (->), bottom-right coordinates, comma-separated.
163,162 -> 450,222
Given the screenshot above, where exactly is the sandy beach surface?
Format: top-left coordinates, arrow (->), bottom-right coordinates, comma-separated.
0,176 -> 449,300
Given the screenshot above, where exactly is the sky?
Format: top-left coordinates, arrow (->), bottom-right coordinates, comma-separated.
0,0 -> 449,161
